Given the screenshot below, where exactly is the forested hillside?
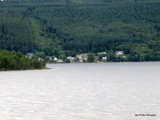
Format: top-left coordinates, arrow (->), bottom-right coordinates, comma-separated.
0,0 -> 160,61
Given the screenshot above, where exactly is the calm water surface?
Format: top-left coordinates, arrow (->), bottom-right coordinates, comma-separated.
0,62 -> 160,120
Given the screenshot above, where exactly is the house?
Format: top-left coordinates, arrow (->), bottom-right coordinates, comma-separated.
97,52 -> 107,61
67,56 -> 76,63
53,57 -> 58,61
48,57 -> 52,61
47,56 -> 56,61
115,51 -> 124,57
98,52 -> 107,56
38,58 -> 44,61
57,59 -> 63,63
26,53 -> 34,59
102,56 -> 107,60
46,56 -> 62,63
76,53 -> 88,63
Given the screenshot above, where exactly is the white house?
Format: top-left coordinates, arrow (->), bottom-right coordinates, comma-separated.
76,53 -> 88,63
102,56 -> 107,60
115,51 -> 124,57
98,52 -> 107,56
26,53 -> 34,59
67,56 -> 76,63
53,57 -> 58,61
57,59 -> 63,63
38,58 -> 44,61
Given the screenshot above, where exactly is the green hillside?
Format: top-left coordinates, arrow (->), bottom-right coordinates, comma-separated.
0,0 -> 160,61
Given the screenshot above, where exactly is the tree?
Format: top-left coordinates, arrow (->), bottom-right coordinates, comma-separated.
0,50 -> 45,70
87,53 -> 95,62
108,50 -> 116,61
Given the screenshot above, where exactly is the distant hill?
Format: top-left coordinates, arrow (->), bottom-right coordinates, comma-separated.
0,0 -> 160,61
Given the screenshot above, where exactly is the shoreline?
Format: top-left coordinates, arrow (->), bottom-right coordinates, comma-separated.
1,62 -> 160,72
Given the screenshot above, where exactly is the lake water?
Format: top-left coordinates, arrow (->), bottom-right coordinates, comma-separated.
0,62 -> 160,120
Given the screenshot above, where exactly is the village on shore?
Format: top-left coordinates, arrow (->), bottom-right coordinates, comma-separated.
26,51 -> 126,63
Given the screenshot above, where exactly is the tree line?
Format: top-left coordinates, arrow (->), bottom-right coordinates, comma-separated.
0,0 -> 160,61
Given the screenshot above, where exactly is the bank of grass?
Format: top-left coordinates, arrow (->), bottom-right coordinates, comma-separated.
0,50 -> 46,71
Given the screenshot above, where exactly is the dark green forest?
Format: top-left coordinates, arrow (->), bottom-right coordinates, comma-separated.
0,0 -> 160,61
